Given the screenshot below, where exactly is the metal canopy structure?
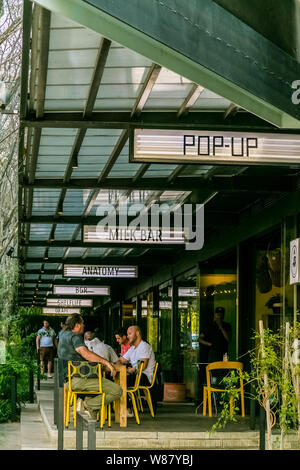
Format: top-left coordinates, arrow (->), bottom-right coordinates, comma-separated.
18,0 -> 300,307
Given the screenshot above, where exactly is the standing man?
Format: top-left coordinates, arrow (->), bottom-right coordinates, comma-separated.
198,306 -> 231,363
58,314 -> 122,419
114,327 -> 131,356
36,320 -> 58,378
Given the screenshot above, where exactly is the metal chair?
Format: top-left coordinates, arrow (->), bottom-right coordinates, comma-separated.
203,361 -> 245,418
137,362 -> 159,417
126,361 -> 144,425
65,361 -> 106,428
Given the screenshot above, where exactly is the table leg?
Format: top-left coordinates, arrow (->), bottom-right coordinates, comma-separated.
119,366 -> 127,428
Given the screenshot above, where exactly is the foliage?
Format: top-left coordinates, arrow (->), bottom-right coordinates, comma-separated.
209,323 -> 300,450
156,350 -> 180,371
0,305 -> 42,422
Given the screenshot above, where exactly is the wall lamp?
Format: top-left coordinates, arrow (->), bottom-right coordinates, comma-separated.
6,247 -> 18,259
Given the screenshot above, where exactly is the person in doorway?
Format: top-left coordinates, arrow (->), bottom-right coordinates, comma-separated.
84,331 -> 118,364
117,325 -> 157,416
198,306 -> 231,363
114,327 -> 131,356
58,314 -> 122,420
36,320 -> 58,378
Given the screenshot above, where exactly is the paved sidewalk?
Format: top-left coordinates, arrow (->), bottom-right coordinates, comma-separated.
0,403 -> 56,451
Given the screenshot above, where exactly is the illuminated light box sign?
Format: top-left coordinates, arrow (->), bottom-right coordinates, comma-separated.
63,264 -> 138,278
83,225 -> 186,245
130,128 -> 300,166
46,298 -> 93,307
53,285 -> 110,296
42,307 -> 81,315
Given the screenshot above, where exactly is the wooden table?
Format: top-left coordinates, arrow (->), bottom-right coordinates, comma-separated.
113,363 -> 127,427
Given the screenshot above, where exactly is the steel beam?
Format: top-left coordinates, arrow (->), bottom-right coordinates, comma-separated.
21,175 -> 296,192
31,0 -> 300,127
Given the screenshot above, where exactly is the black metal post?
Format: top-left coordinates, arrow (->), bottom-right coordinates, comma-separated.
259,406 -> 266,450
76,412 -> 97,450
36,352 -> 40,391
57,359 -> 64,450
29,369 -> 34,403
87,420 -> 96,450
54,359 -> 58,426
10,374 -> 17,421
76,413 -> 84,450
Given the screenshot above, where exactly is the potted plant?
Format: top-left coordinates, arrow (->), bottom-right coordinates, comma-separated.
156,351 -> 186,403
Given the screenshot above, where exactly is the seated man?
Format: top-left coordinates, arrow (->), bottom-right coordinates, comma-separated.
84,331 -> 118,364
117,325 -> 157,415
58,314 -> 122,419
114,327 -> 131,356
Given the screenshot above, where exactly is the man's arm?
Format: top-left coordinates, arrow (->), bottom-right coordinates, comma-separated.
75,345 -> 117,377
36,335 -> 41,351
215,318 -> 230,342
127,358 -> 149,375
115,356 -> 130,366
198,332 -> 212,347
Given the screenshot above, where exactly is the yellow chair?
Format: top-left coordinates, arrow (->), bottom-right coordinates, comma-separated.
126,361 -> 144,425
65,361 -> 106,429
203,361 -> 245,418
137,362 -> 159,418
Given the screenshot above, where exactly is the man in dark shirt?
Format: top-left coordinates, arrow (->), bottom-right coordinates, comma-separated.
198,306 -> 231,363
58,314 -> 122,419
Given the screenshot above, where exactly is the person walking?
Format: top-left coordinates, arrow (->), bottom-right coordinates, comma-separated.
36,320 -> 58,378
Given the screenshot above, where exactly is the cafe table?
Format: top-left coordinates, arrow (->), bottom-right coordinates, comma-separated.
113,363 -> 127,427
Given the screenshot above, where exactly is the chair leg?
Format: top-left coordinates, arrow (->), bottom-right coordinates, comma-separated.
207,390 -> 212,417
240,390 -> 245,417
130,392 -> 140,425
137,390 -> 143,412
73,394 -> 77,428
100,394 -> 106,429
65,391 -> 71,427
144,389 -> 155,418
108,403 -> 111,427
203,387 -> 207,416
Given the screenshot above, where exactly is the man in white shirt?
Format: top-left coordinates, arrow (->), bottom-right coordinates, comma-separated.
84,331 -> 118,364
118,325 -> 156,385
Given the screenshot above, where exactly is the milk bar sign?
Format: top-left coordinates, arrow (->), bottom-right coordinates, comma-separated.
130,129 -> 300,166
63,264 -> 138,278
46,298 -> 93,307
53,285 -> 110,296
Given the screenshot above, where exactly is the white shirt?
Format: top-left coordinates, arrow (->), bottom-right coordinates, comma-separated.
123,340 -> 156,384
85,338 -> 118,363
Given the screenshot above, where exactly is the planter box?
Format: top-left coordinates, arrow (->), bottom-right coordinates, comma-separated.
163,383 -> 186,402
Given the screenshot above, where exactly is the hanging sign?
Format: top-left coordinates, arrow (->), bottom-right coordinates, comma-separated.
63,264 -> 138,278
83,225 -> 186,245
42,307 -> 81,315
290,238 -> 300,284
46,298 -> 93,307
53,285 -> 110,296
130,128 -> 300,166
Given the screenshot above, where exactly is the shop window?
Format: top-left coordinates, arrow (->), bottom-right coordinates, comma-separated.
159,281 -> 172,354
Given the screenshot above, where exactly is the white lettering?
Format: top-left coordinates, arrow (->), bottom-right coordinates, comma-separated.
292,80 -> 300,105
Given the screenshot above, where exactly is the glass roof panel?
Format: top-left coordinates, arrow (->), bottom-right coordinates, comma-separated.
54,224 -> 78,240
32,189 -> 61,215
29,224 -> 52,241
